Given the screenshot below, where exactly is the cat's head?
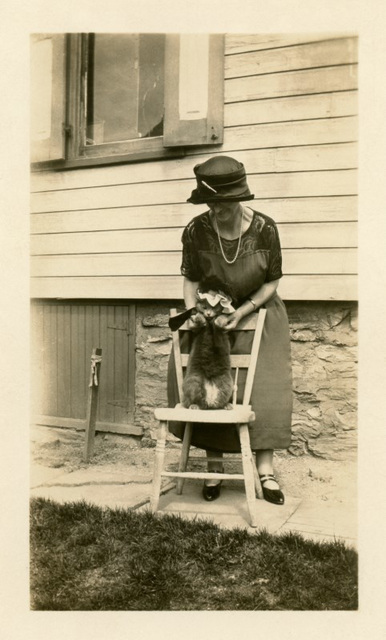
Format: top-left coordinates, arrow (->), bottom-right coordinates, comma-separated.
196,297 -> 224,319
195,287 -> 235,320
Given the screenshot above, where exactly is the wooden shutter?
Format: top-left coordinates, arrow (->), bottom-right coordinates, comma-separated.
30,34 -> 66,163
163,34 -> 224,147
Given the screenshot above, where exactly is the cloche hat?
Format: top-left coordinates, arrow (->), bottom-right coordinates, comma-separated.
187,155 -> 254,204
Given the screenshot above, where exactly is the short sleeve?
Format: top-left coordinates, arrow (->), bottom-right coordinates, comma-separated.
180,222 -> 203,282
265,222 -> 283,282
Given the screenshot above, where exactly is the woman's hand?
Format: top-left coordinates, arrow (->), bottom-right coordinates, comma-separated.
214,310 -> 242,331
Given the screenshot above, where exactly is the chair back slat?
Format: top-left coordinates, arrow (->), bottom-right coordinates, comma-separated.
177,314 -> 258,332
170,309 -> 184,401
242,308 -> 266,404
180,353 -> 251,368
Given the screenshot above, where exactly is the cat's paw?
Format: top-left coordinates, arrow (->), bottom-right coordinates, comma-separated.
224,402 -> 234,410
190,312 -> 206,329
188,403 -> 200,410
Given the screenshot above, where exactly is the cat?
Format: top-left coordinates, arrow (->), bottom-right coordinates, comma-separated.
182,285 -> 235,410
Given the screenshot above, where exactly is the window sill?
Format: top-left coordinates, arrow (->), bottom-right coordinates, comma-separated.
31,142 -> 186,172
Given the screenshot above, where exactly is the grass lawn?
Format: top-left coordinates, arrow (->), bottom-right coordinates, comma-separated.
30,497 -> 358,611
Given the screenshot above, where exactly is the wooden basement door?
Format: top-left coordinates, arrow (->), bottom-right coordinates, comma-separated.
31,300 -> 141,436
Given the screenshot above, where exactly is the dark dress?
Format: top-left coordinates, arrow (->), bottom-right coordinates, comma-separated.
167,209 -> 293,452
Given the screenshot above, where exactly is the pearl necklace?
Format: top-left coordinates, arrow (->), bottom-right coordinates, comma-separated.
215,208 -> 244,265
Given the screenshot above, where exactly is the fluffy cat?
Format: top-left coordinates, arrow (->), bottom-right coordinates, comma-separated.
182,286 -> 235,410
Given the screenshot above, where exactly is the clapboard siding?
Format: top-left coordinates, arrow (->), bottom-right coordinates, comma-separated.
30,275 -> 357,301
225,33 -> 356,54
225,65 -> 357,103
30,34 -> 358,301
31,248 -> 357,277
224,38 -> 358,78
31,222 -> 357,256
30,196 -> 358,235
31,169 -> 357,213
224,91 -> 358,127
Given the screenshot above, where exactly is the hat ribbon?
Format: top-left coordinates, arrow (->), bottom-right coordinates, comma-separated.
200,180 -> 217,193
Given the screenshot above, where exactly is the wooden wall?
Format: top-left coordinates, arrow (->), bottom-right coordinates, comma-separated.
30,33 -> 358,301
31,300 -> 139,434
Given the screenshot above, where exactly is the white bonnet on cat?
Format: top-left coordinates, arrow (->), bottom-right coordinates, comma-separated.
196,289 -> 235,314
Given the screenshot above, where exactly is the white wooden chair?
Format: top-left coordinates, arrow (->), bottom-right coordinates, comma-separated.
150,308 -> 267,527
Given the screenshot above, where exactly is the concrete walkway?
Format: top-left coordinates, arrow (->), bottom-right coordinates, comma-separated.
30,460 -> 357,549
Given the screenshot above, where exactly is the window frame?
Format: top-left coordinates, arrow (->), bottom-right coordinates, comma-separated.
31,33 -> 224,172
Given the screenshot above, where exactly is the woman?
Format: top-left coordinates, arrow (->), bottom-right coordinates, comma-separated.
168,155 -> 293,505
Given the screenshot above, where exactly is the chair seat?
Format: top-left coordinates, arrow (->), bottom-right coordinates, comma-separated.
154,403 -> 255,424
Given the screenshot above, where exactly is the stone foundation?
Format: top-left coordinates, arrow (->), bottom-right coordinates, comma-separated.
134,301 -> 357,461
286,302 -> 357,460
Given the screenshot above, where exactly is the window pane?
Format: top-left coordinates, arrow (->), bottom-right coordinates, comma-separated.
86,33 -> 165,145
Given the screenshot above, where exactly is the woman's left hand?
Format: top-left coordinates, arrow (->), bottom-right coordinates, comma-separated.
214,310 -> 242,331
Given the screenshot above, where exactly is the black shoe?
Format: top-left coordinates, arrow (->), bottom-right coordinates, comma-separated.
259,474 -> 285,505
202,481 -> 222,501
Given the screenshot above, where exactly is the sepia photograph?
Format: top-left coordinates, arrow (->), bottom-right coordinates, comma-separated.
28,31 -> 359,611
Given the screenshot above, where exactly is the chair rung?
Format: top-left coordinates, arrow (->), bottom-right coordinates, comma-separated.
161,471 -> 245,480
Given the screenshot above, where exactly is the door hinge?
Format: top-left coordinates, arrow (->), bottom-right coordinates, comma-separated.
107,325 -> 132,335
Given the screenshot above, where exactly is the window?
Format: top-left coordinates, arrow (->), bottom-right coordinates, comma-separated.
30,33 -> 224,170
85,34 -> 165,144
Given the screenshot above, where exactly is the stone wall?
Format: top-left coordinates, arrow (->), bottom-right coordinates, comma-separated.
134,301 -> 357,460
134,304 -> 178,446
286,302 -> 357,461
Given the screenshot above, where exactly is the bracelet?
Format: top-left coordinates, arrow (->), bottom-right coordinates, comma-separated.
248,297 -> 257,311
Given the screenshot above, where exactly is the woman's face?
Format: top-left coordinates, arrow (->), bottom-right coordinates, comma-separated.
207,201 -> 241,223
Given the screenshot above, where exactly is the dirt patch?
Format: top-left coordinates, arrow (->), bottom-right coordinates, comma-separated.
31,425 -> 151,472
30,424 -> 356,504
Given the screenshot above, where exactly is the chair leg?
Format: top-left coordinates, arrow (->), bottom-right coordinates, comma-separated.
176,422 -> 193,495
238,424 -> 258,527
150,420 -> 168,513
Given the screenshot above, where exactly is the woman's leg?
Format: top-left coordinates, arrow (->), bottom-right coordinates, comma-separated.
255,449 -> 280,489
255,449 -> 284,505
202,450 -> 223,501
206,450 -> 223,485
